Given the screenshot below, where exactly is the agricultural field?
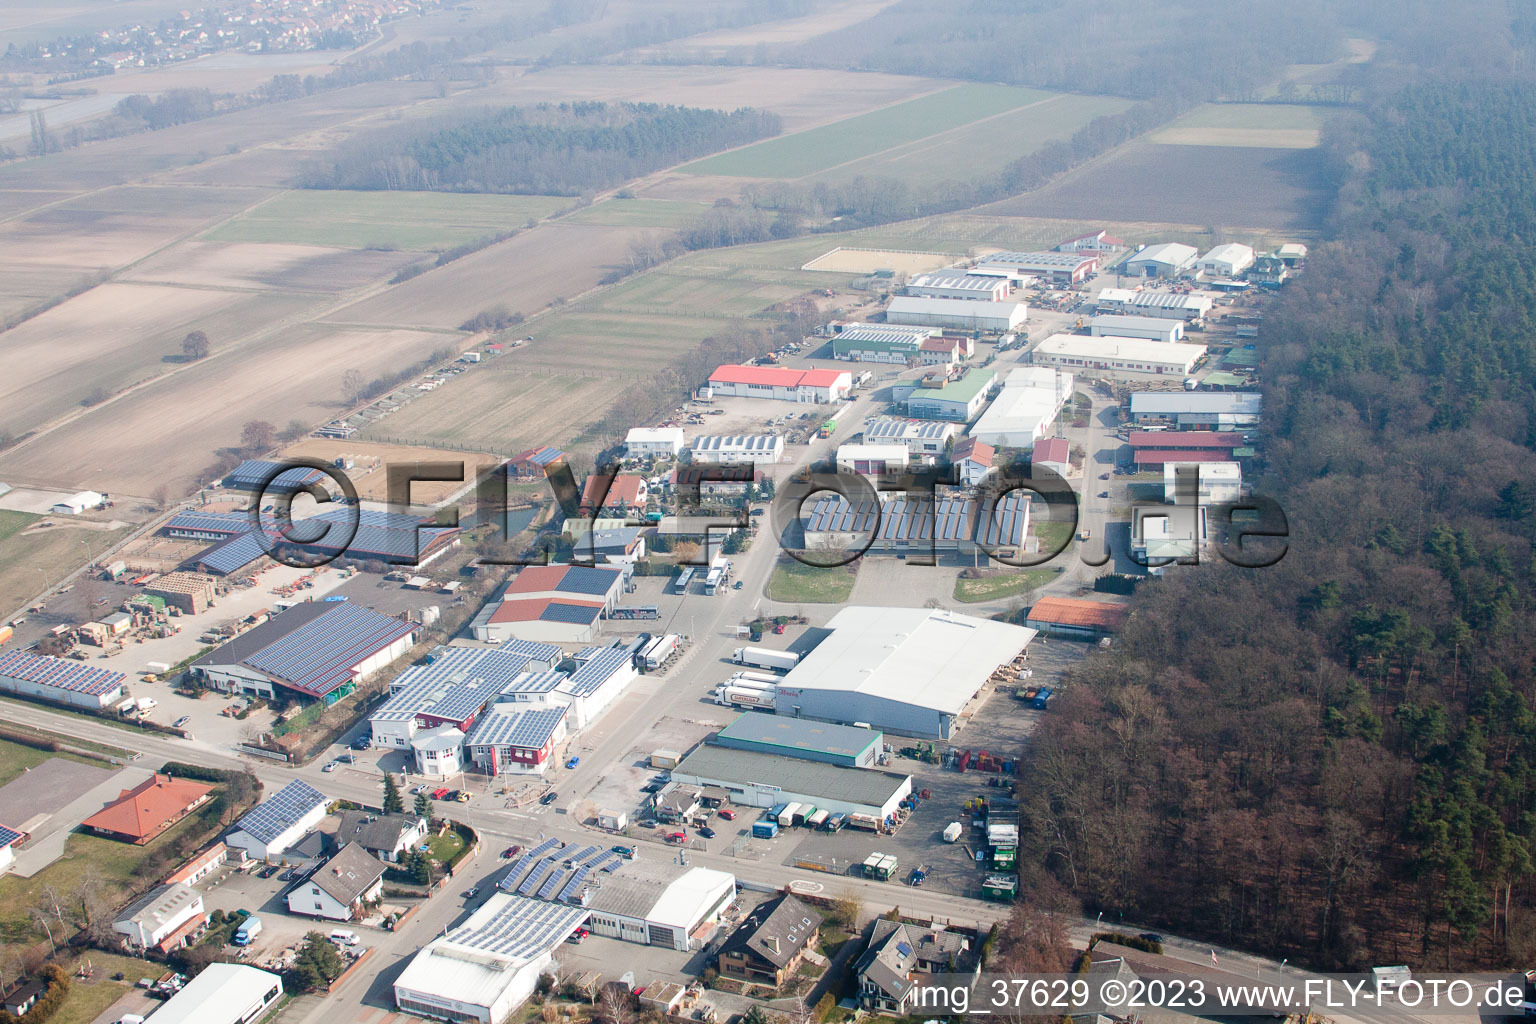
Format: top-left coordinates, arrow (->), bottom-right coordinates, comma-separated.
122,240 -> 419,293
1149,103 -> 1331,148
810,92 -> 1134,185
276,439 -> 506,504
985,142 -> 1332,233
587,266 -> 813,318
560,198 -> 711,229
324,221 -> 664,330
0,324 -> 454,496
679,83 -> 1056,179
802,247 -> 956,275
205,190 -> 573,250
660,0 -> 898,49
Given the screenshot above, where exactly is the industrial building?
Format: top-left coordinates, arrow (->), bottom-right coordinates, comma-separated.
1088,315 -> 1185,343
905,272 -> 1011,301
1129,392 -> 1261,430
51,490 -> 104,515
112,883 -> 207,953
368,643 -> 560,749
149,965 -> 282,1024
1133,448 -> 1241,470
394,892 -> 588,1024
773,606 -> 1035,737
1024,596 -> 1130,640
862,418 -> 959,459
145,572 -> 217,614
0,650 -> 126,709
1095,288 -> 1213,322
0,824 -> 22,875
1031,437 -> 1070,479
977,250 -> 1098,284
1198,243 -> 1256,277
885,296 -> 1027,333
669,744 -> 912,819
1128,430 -> 1247,454
1122,242 -> 1198,278
1164,462 -> 1242,504
193,602 -> 417,702
469,564 -> 627,644
219,460 -> 328,496
829,322 -> 936,363
225,780 -> 328,861
835,444 -> 910,475
493,840 -> 736,951
968,366 -> 1073,448
1057,229 -> 1125,253
687,434 -> 785,466
714,713 -> 881,767
624,427 -> 684,458
1032,334 -> 1207,376
171,507 -> 461,575
706,365 -> 851,403
463,704 -> 570,775
1133,504 -> 1209,568
905,368 -> 996,422
801,492 -> 1030,560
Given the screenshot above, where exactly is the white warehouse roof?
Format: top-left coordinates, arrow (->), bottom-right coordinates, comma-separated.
779,607 -> 1035,717
1201,243 -> 1255,268
647,867 -> 737,930
1130,392 -> 1262,415
1034,334 -> 1208,370
1126,242 -> 1198,268
969,366 -> 1073,448
886,296 -> 1027,329
146,965 -> 282,1024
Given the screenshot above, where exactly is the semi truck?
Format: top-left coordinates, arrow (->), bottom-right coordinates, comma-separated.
704,568 -> 724,595
777,803 -> 802,828
715,683 -> 776,709
731,647 -> 800,673
643,634 -> 680,670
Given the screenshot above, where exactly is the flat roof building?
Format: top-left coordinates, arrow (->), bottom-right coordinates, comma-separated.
148,965 -> 282,1024
968,366 -> 1073,448
862,417 -> 959,458
772,606 -> 1035,738
670,745 -> 912,820
906,368 -> 996,422
905,272 -> 1011,301
885,296 -> 1027,333
802,492 -> 1030,560
714,712 -> 882,768
1032,334 -> 1207,376
1129,392 -> 1261,429
1088,314 -> 1185,343
624,427 -> 684,458
835,443 -> 910,476
688,434 -> 785,466
1198,243 -> 1255,278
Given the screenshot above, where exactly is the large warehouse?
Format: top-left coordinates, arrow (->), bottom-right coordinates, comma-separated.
669,744 -> 912,820
1122,242 -> 1198,278
706,365 -> 851,403
714,713 -> 882,768
687,434 -> 785,466
905,272 -> 1011,301
862,417 -> 959,459
1198,243 -> 1256,277
1088,314 -> 1185,343
1031,334 -> 1207,376
469,564 -> 628,644
369,642 -> 561,749
772,606 -> 1036,738
885,296 -> 1027,333
1096,288 -> 1213,322
394,892 -> 587,1024
0,650 -> 126,709
192,602 -> 417,702
1129,392 -> 1262,430
968,366 -> 1073,448
801,492 -> 1030,559
170,507 -> 462,576
906,368 -> 996,422
977,250 -> 1098,284
829,322 -> 936,363
148,964 -> 282,1024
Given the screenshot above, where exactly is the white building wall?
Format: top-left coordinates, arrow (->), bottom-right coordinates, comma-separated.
226,802 -> 326,860
0,673 -> 124,709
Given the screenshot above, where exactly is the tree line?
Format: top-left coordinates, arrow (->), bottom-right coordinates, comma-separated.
299,102 -> 781,196
1014,72 -> 1536,969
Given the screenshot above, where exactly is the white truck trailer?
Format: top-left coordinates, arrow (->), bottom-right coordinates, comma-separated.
731,646 -> 800,673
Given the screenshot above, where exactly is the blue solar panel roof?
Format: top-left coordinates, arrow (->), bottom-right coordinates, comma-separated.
222,460 -> 328,493
464,705 -> 567,749
498,670 -> 564,695
197,531 -> 269,575
539,602 -> 603,625
172,506 -> 460,566
563,648 -> 631,697
0,650 -> 126,697
234,779 -> 326,845
376,647 -> 540,724
0,823 -> 23,848
243,603 -> 417,698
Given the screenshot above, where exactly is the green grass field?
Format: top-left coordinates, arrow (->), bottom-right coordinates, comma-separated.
0,508 -> 41,544
679,83 -> 1056,179
814,93 -> 1133,186
1149,103 -> 1329,148
767,559 -> 857,603
205,190 -> 572,250
0,737 -> 105,788
52,951 -> 159,1024
0,521 -> 131,623
561,198 -> 711,228
953,567 -> 1060,604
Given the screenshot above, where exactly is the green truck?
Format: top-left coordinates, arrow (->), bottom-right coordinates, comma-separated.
982,874 -> 1019,901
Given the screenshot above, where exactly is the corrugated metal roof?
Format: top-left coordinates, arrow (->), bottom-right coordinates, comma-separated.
708,364 -> 849,388
689,434 -> 783,455
1027,596 -> 1129,630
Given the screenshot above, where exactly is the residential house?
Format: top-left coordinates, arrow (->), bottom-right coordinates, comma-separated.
1,980 -> 45,1017
951,438 -> 995,486
717,894 -> 822,988
332,811 -> 428,864
81,773 -> 214,845
508,446 -> 564,479
112,883 -> 208,953
856,920 -> 978,1015
287,842 -> 385,921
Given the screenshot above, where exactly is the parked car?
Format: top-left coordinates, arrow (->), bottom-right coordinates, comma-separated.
611,845 -> 636,859
432,787 -> 451,800
503,845 -> 522,858
351,738 -> 370,750
321,761 -> 340,773
1139,932 -> 1163,943
718,809 -> 736,821
732,580 -> 743,590
1100,473 -> 1110,480
1098,491 -> 1109,498
565,756 -> 580,769
172,716 -> 191,728
455,791 -> 470,803
411,785 -> 427,795
463,887 -> 478,898
666,831 -> 687,843
540,791 -> 559,805
750,508 -> 765,516
697,826 -> 716,839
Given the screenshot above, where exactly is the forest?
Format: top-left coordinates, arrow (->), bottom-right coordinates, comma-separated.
1016,77 -> 1536,970
300,102 -> 781,195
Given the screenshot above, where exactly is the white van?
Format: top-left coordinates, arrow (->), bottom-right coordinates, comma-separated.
329,929 -> 360,946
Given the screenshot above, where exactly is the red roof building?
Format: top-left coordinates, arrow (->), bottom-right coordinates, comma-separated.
579,473 -> 647,513
706,364 -> 852,403
1127,431 -> 1245,449
1031,437 -> 1070,468
1132,449 -> 1236,468
1024,596 -> 1130,638
81,774 -> 214,845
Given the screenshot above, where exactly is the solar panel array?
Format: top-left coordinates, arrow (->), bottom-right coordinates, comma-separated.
0,823 -> 23,847
448,893 -> 587,961
564,845 -> 601,865
591,851 -> 623,873
563,647 -> 630,697
234,779 -> 326,845
537,601 -> 604,625
508,564 -> 621,597
464,705 -> 567,750
558,865 -> 592,903
498,838 -> 564,892
173,506 -> 460,565
245,603 -> 416,698
0,649 -> 126,696
518,859 -> 556,896
197,531 -> 269,575
375,647 -> 539,726
497,670 -> 564,695
536,865 -> 568,900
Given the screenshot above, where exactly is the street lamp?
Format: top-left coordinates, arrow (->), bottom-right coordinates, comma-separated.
1095,911 -> 1103,930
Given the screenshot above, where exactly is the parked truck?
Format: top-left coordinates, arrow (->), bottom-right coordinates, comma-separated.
943,822 -> 963,843
752,819 -> 780,839
715,683 -> 776,709
847,813 -> 882,832
233,916 -> 262,945
643,634 -> 681,670
777,803 -> 802,828
732,647 -> 800,673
